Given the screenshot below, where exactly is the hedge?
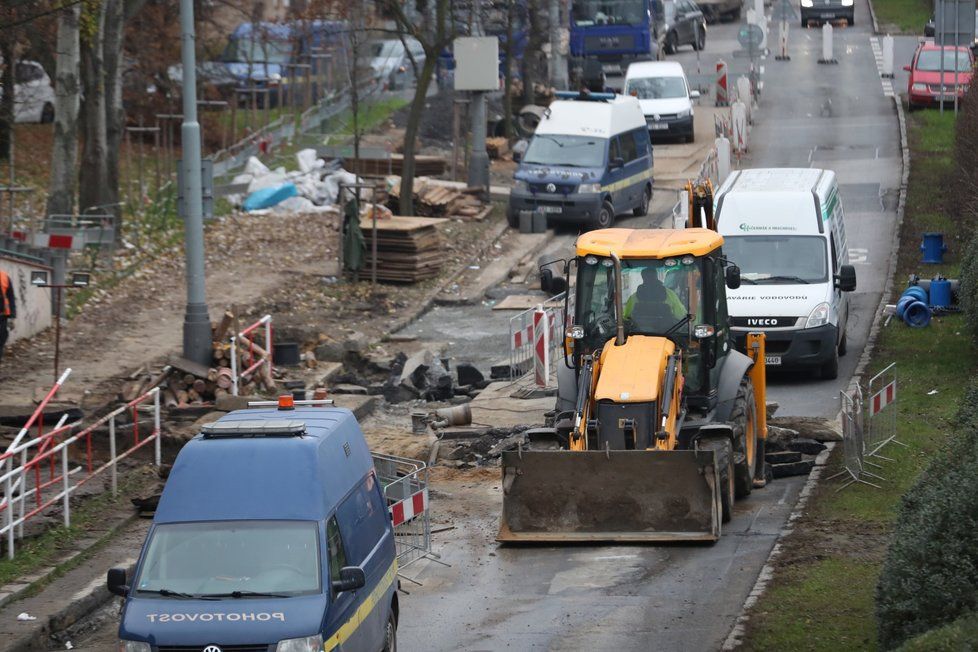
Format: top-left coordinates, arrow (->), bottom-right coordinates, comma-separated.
875,379 -> 978,649
897,611 -> 978,652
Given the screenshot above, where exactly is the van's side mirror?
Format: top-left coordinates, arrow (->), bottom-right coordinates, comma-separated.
725,265 -> 741,290
690,89 -> 701,99
332,566 -> 366,593
903,64 -> 912,71
512,149 -> 522,163
611,157 -> 624,169
836,264 -> 856,292
107,568 -> 129,597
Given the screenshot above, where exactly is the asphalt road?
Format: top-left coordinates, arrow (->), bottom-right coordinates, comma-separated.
398,3 -> 903,651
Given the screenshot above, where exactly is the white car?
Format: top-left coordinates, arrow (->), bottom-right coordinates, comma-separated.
624,60 -> 699,143
368,38 -> 426,90
0,60 -> 56,124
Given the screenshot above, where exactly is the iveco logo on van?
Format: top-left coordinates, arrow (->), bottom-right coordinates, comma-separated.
747,318 -> 779,326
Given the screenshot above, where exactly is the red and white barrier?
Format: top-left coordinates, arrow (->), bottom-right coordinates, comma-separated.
870,381 -> 896,416
389,488 -> 429,527
715,60 -> 729,106
230,314 -> 273,396
533,306 -> 551,387
731,101 -> 749,154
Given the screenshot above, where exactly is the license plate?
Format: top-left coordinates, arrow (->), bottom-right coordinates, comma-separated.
939,94 -> 956,102
602,64 -> 620,73
538,205 -> 563,214
766,356 -> 782,366
649,123 -> 668,130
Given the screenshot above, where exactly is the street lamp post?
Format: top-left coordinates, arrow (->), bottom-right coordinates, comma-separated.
178,0 -> 212,365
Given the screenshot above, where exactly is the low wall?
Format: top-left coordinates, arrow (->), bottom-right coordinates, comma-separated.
0,251 -> 52,345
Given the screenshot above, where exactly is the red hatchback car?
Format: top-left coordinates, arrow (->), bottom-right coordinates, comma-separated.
905,42 -> 975,110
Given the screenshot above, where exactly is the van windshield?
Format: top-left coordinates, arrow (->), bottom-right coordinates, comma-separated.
572,0 -> 649,26
523,134 -> 607,167
723,235 -> 829,284
134,521 -> 321,598
626,76 -> 688,99
224,37 -> 291,64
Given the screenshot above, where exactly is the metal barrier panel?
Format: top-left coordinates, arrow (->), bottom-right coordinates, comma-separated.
373,453 -> 432,570
832,384 -> 884,491
230,314 -> 273,396
0,386 -> 162,559
508,293 -> 566,381
866,363 -> 899,458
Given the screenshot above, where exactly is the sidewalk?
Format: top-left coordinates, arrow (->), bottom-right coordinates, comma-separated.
0,517 -> 147,652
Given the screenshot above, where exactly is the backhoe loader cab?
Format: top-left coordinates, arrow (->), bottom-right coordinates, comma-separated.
498,227 -> 767,544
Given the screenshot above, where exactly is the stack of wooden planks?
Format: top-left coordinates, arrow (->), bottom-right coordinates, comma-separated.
387,177 -> 490,220
363,216 -> 447,283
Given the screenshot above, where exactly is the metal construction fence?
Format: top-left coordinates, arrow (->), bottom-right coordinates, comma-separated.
508,292 -> 568,382
372,453 -> 438,574
865,363 -> 903,459
833,362 -> 902,491
0,386 -> 162,559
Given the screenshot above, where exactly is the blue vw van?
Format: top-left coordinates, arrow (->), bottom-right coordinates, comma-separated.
109,399 -> 399,652
508,91 -> 654,230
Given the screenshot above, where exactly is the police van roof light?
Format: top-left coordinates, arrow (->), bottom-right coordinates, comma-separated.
554,90 -> 616,102
278,395 -> 295,410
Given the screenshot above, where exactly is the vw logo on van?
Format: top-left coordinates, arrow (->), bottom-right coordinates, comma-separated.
203,646 -> 223,652
546,183 -> 557,193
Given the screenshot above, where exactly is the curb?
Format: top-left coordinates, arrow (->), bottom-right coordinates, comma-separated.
722,442 -> 836,650
383,216 -> 513,338
8,556 -> 138,652
719,67 -> 911,651
0,512 -> 138,614
868,0 -> 881,35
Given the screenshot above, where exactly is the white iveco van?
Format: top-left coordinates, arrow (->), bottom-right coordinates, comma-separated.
714,168 -> 857,379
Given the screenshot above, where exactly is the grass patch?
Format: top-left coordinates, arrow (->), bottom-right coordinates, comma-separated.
872,0 -> 931,33
742,95 -> 974,652
0,469 -> 152,589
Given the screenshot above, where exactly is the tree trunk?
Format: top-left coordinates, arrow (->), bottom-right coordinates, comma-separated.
79,1 -> 109,216
46,4 -> 82,218
0,39 -> 14,162
398,54 -> 437,217
103,0 -> 125,238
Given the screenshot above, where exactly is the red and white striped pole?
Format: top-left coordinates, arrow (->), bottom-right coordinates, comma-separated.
8,368 -> 72,451
533,305 -> 550,387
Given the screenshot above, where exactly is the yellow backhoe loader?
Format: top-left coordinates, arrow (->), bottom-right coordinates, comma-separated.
498,190 -> 769,543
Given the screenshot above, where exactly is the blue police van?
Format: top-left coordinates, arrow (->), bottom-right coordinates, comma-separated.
109,398 -> 399,652
508,91 -> 654,230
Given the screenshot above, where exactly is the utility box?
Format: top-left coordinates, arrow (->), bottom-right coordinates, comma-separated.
453,37 -> 499,91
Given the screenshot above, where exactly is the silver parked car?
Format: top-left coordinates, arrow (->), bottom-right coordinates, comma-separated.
368,37 -> 426,90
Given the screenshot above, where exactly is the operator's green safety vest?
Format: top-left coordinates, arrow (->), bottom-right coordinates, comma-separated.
623,287 -> 686,321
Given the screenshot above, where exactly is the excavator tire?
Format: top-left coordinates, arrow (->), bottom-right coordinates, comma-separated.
731,378 -> 759,499
699,437 -> 734,523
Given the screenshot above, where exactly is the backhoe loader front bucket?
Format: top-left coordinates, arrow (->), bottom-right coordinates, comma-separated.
497,449 -> 722,543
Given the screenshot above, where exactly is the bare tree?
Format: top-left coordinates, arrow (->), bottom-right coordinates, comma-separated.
0,38 -> 14,162
379,0 -> 456,216
46,2 -> 82,218
79,0 -> 109,216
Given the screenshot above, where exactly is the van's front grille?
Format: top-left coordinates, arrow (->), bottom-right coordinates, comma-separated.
529,182 -> 577,195
157,646 -> 271,652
